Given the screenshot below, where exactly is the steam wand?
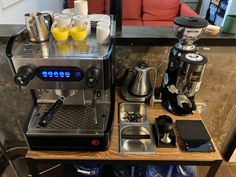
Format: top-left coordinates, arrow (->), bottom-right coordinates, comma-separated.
92,90 -> 99,125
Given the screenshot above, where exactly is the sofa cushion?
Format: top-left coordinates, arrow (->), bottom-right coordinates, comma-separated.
180,3 -> 199,17
143,0 -> 180,21
122,20 -> 143,26
105,0 -> 109,14
88,0 -> 105,14
68,0 -> 74,8
123,0 -> 142,20
67,0 -> 105,14
143,21 -> 174,26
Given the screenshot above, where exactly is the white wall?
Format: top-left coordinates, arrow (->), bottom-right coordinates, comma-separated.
0,0 -> 64,24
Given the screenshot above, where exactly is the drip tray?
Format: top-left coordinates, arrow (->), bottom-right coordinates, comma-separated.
119,124 -> 155,154
27,103 -> 110,135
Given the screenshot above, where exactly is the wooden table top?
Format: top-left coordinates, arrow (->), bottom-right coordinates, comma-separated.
26,91 -> 222,163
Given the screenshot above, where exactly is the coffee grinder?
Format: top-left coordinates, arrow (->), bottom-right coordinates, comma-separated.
161,17 -> 208,115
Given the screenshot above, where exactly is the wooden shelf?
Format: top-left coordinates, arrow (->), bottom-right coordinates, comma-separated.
25,90 -> 223,177
26,91 -> 222,164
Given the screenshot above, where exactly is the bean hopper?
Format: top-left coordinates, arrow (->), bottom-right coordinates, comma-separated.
161,17 -> 208,115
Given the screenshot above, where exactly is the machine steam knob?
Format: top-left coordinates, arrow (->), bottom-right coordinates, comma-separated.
14,66 -> 34,86
86,67 -> 100,88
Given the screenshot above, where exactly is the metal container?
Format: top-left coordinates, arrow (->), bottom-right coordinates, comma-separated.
119,103 -> 147,124
119,125 -> 155,154
25,12 -> 49,42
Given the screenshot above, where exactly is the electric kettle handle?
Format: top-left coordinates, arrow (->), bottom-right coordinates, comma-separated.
147,67 -> 157,87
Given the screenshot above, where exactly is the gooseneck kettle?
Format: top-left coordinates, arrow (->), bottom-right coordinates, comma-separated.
129,63 -> 153,96
121,62 -> 157,102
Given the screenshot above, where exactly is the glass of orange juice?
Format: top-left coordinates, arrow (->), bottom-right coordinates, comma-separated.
51,14 -> 71,42
69,15 -> 90,42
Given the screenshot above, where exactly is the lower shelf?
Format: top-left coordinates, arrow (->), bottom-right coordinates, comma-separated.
37,164 -> 198,177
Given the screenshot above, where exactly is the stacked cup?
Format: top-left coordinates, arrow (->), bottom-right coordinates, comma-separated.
74,0 -> 88,16
96,21 -> 110,45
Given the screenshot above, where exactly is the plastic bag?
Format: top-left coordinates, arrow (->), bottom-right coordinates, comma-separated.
146,165 -> 170,177
113,165 -> 147,177
73,164 -> 103,177
172,165 -> 197,177
146,165 -> 197,177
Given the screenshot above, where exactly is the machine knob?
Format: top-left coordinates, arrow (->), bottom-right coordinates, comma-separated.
86,67 -> 100,88
14,66 -> 34,86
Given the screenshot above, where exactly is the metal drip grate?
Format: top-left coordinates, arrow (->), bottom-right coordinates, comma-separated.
31,104 -> 110,130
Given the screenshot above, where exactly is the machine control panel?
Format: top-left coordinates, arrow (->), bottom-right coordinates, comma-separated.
37,66 -> 84,81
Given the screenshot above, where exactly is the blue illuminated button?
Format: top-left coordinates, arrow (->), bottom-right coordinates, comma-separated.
59,71 -> 64,78
65,72 -> 70,78
75,72 -> 81,79
54,71 -> 59,77
42,71 -> 48,77
48,71 -> 53,77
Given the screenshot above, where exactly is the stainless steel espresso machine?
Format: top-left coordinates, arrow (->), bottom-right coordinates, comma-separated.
161,17 -> 208,116
6,25 -> 115,150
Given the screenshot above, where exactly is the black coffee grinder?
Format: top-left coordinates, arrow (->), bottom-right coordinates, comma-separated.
161,17 -> 208,116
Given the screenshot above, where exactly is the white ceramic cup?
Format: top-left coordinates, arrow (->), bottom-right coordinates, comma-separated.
96,25 -> 110,44
54,14 -> 71,28
74,0 -> 88,16
62,8 -> 75,16
99,15 -> 111,24
97,21 -> 110,28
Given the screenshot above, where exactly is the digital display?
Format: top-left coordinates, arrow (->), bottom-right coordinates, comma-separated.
37,66 -> 83,81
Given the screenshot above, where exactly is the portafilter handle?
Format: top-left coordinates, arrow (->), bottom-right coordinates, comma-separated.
38,97 -> 64,127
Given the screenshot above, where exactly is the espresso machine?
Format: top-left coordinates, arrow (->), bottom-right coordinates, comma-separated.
161,17 -> 208,115
6,24 -> 115,150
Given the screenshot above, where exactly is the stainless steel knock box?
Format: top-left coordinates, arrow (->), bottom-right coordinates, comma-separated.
118,103 -> 155,154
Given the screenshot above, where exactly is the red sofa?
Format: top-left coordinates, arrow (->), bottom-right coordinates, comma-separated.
67,0 -> 198,26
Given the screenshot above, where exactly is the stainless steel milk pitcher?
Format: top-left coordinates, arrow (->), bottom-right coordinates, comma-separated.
25,12 -> 49,42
